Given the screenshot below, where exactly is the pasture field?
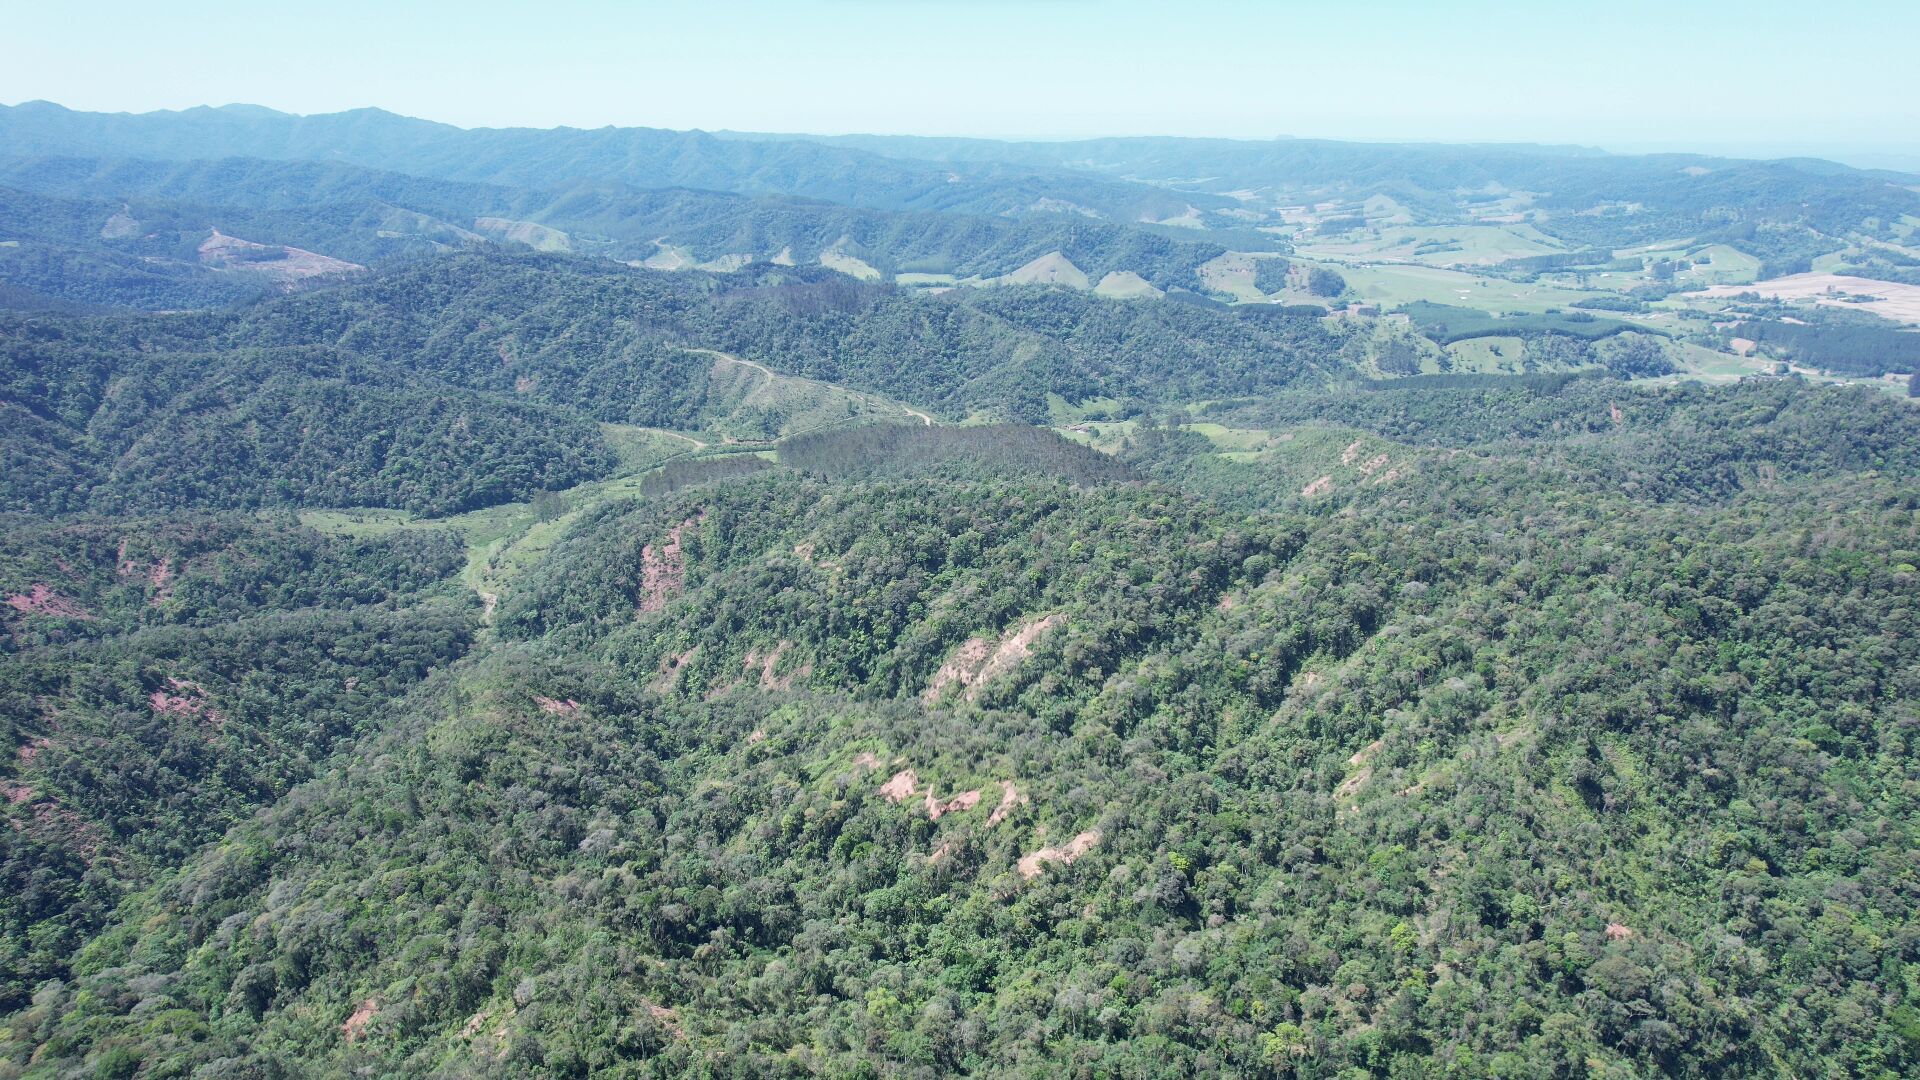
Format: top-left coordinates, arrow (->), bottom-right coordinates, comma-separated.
1444,335 -> 1530,373
1331,260 -> 1605,313
1197,250 -> 1285,300
1684,272 -> 1920,325
1296,223 -> 1566,267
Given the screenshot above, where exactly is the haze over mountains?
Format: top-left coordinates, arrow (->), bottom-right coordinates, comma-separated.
3,95 -> 1920,1078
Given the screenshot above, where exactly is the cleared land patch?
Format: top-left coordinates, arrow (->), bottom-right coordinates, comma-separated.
1685,273 -> 1920,326
473,218 -> 571,253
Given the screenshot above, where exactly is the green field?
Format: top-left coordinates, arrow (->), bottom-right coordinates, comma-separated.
1295,222 -> 1567,267
1327,261 -> 1607,313
1444,335 -> 1530,373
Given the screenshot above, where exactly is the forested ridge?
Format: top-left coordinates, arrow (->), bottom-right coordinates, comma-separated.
0,155 -> 1234,311
2,356 -> 1918,1074
2,252 -> 1342,454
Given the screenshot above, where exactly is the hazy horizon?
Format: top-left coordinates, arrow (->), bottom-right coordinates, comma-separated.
7,0 -> 1917,170
10,97 -> 1920,176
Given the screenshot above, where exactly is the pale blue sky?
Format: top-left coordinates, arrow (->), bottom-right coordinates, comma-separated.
7,1 -> 1917,163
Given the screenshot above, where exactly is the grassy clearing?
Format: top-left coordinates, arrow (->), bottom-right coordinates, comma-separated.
1328,261 -> 1601,313
1054,419 -> 1140,454
896,272 -> 958,287
601,423 -> 709,474
1181,422 -> 1285,452
1297,223 -> 1565,267
1665,342 -> 1770,383
1197,251 -> 1283,301
819,248 -> 883,281
1445,336 -> 1530,374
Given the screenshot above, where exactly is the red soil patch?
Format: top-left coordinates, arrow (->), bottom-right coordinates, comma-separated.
922,614 -> 1064,704
1609,400 -> 1626,425
1605,922 -> 1634,941
113,540 -> 177,604
1018,830 -> 1101,880
5,585 -> 93,620
853,751 -> 882,770
1341,439 -> 1366,466
148,677 -> 225,729
645,1002 -> 685,1040
535,696 -> 581,715
147,557 -> 176,605
638,513 -> 707,614
879,769 -> 919,802
923,639 -> 990,702
1357,453 -> 1390,477
199,229 -> 364,289
18,800 -> 108,861
742,640 -> 810,690
342,998 -> 379,1043
1347,738 -> 1383,768
2,781 -> 32,805
17,737 -> 50,766
925,788 -> 981,821
987,782 -> 1027,827
1300,475 -> 1334,498
1335,768 -> 1372,801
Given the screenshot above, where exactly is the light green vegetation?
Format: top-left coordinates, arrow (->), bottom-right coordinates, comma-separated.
1196,250 -> 1284,301
895,272 -> 958,287
1445,335 -> 1530,373
1162,423 -> 1413,496
689,349 -> 931,442
301,444 -> 774,625
288,347 -> 934,620
1045,394 -> 1135,425
1330,260 -> 1602,313
1296,223 -> 1566,267
1177,421 -> 1285,452
1092,270 -> 1163,299
291,377 -> 906,625
1053,418 -> 1139,453
1812,248 -> 1854,273
599,423 -> 711,473
1662,341 -> 1773,383
818,247 -> 884,281
1677,243 -> 1761,284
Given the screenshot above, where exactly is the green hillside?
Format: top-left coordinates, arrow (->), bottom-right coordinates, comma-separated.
6,374 -> 1919,1075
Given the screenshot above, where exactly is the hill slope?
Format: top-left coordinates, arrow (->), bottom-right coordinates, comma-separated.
6,375 -> 1920,1074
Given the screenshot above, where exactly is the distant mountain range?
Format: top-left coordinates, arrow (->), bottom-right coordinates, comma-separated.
0,101 -> 1220,224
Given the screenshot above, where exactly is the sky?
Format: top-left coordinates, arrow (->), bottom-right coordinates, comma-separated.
6,0 -> 1918,166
